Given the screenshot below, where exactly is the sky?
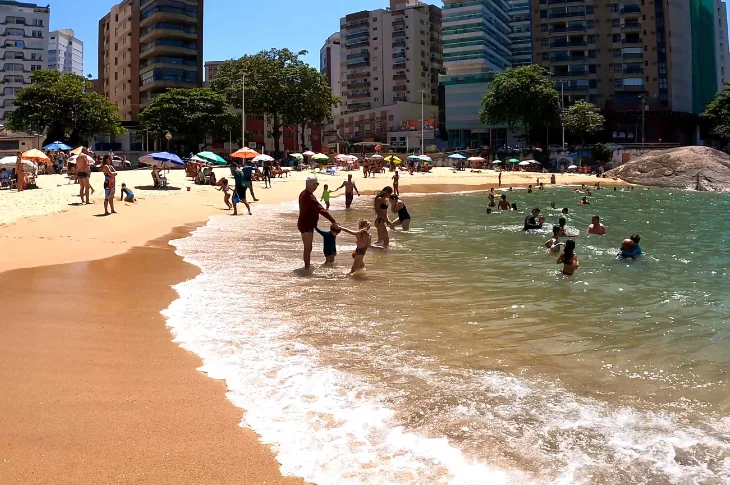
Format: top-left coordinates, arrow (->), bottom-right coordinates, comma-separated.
44,0 -> 730,79
48,0 -> 438,79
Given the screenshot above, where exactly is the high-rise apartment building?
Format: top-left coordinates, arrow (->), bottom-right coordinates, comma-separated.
0,1 -> 49,121
532,0 -> 730,143
98,0 -> 203,123
440,0 -> 513,148
334,0 -> 444,145
204,60 -> 224,85
320,32 -> 342,148
48,29 -> 83,76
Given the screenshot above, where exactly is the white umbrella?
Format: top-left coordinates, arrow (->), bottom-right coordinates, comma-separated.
370,154 -> 384,159
0,156 -> 36,171
190,155 -> 207,163
302,151 -> 316,157
467,156 -> 485,162
518,161 -> 530,166
492,160 -> 503,164
523,159 -> 538,164
252,154 -> 275,163
568,164 -> 578,169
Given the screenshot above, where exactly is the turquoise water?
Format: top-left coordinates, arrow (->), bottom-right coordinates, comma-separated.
165,186 -> 730,484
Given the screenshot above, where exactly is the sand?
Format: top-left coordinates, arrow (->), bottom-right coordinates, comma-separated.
0,165 -> 624,484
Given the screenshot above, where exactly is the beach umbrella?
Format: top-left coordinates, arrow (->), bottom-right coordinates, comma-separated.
518,161 -> 530,166
529,160 -> 541,164
312,153 -> 329,161
508,158 -> 520,164
371,154 -> 384,159
139,152 -> 184,168
302,150 -> 316,157
492,159 -> 503,164
43,141 -> 72,151
418,155 -> 432,162
252,154 -> 275,163
196,151 -> 227,165
406,155 -> 421,161
568,164 -> 578,169
468,156 -> 485,162
22,149 -> 50,161
0,156 -> 35,170
384,155 -> 402,164
190,155 -> 207,163
289,152 -> 304,161
70,146 -> 92,155
448,153 -> 467,159
231,147 -> 260,159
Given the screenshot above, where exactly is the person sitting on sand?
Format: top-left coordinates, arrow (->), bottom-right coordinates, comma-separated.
315,223 -> 341,264
557,239 -> 579,275
120,183 -> 136,203
587,215 -> 606,235
498,194 -> 510,210
218,177 -> 233,209
619,234 -> 642,259
546,226 -> 564,253
523,208 -> 545,231
579,196 -> 590,205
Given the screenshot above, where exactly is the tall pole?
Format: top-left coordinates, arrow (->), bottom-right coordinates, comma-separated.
242,72 -> 246,149
641,93 -> 646,149
420,90 -> 425,154
559,79 -> 566,150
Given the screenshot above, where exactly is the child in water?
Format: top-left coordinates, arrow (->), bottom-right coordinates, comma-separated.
619,233 -> 642,259
315,224 -> 341,264
339,219 -> 371,274
321,184 -> 331,209
557,239 -> 579,275
218,177 -> 232,209
545,225 -> 564,252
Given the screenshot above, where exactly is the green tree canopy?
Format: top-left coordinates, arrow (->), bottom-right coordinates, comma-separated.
702,82 -> 730,138
7,70 -> 124,146
562,101 -> 605,144
479,65 -> 560,141
139,88 -> 236,151
211,48 -> 339,155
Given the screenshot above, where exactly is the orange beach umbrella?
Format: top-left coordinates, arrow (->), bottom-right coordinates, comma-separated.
70,146 -> 92,155
22,148 -> 50,161
231,147 -> 260,159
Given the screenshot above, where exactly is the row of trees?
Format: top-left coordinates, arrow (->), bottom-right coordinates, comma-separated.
479,65 -> 605,146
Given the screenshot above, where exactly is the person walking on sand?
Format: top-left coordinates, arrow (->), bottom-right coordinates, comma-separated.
231,164 -> 252,216
262,161 -> 272,188
298,176 -> 337,270
76,148 -> 95,204
587,215 -> 606,235
242,160 -> 259,201
392,170 -> 400,195
334,174 -> 360,209
498,171 -> 502,187
101,155 -> 117,215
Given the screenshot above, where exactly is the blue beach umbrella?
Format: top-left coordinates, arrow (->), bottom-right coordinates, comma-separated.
43,141 -> 73,151
139,151 -> 184,168
448,153 -> 467,159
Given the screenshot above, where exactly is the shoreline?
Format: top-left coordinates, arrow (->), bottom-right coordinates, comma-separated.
0,223 -> 304,485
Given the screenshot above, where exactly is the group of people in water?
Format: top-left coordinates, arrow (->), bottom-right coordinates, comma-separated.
298,175 -> 640,276
297,174 -> 411,274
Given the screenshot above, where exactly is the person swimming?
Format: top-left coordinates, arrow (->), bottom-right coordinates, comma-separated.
557,239 -> 579,275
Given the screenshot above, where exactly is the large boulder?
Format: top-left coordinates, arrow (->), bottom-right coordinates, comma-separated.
605,146 -> 730,191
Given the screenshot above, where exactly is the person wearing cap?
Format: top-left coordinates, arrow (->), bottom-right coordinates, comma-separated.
299,176 -> 337,269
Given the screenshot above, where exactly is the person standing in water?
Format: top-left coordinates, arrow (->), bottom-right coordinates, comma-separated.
298,176 -> 337,270
334,174 -> 360,209
546,225 -> 564,252
587,215 -> 606,235
557,239 -> 579,275
320,183 -> 332,209
523,208 -> 545,231
373,186 -> 393,246
498,194 -> 510,210
388,194 -> 411,230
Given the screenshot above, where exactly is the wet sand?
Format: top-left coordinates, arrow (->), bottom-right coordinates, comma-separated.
0,224 -> 303,485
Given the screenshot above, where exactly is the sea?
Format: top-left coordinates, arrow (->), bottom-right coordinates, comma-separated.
162,185 -> 730,484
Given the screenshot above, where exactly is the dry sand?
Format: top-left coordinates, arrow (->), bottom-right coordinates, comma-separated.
0,166 -> 624,484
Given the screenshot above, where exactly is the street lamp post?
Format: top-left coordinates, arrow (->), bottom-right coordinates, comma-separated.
241,72 -> 246,149
557,79 -> 567,150
419,89 -> 426,154
640,93 -> 647,150
165,131 -> 172,153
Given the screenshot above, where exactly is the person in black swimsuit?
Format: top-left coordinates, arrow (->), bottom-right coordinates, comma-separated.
389,194 -> 411,230
373,186 -> 393,246
262,161 -> 272,188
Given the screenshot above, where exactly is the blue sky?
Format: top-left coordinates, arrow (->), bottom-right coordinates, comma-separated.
49,0 -> 438,78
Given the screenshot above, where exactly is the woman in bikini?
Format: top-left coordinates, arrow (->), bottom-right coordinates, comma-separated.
392,170 -> 400,195
101,155 -> 117,215
557,239 -> 579,275
389,194 -> 411,231
373,186 -> 393,246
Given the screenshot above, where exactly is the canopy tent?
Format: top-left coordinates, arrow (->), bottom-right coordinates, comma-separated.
231,147 -> 260,159
568,164 -> 578,169
384,155 -> 402,164
370,154 -> 384,159
43,141 -> 72,151
139,152 -> 184,168
418,155 -> 432,162
196,151 -> 227,165
448,153 -> 467,159
406,155 -> 421,161
522,159 -> 539,165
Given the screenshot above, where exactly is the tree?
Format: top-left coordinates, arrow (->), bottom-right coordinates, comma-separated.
283,64 -> 340,151
211,48 -> 339,156
479,65 -> 560,142
139,88 -> 235,152
562,101 -> 605,145
7,70 -> 123,145
702,83 -> 730,138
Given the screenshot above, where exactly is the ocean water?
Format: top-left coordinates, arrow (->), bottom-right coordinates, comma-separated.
163,186 -> 730,484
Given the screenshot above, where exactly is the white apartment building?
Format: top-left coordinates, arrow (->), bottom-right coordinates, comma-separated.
48,28 -> 83,76
320,32 -> 342,148
336,0 -> 443,144
0,1 -> 49,121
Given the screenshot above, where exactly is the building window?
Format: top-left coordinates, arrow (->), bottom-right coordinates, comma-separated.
614,79 -> 623,88
614,64 -> 621,72
588,50 -> 597,59
613,48 -> 622,58
612,19 -> 620,28
540,10 -> 547,18
541,38 -> 548,47
589,79 -> 597,88
542,52 -> 549,61
613,34 -> 621,42
586,6 -> 594,14
588,35 -> 595,44
658,62 -> 666,74
589,64 -> 597,73
611,4 -> 619,12
587,20 -> 595,28
541,24 -> 548,32
31,30 -> 43,38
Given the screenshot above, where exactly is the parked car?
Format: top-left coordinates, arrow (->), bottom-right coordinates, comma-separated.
111,155 -> 131,170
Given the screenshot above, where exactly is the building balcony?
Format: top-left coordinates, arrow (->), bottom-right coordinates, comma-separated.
622,38 -> 642,44
550,25 -> 587,33
393,84 -> 408,92
393,62 -> 406,69
140,42 -> 197,60
345,39 -> 369,49
393,73 -> 407,80
623,66 -> 643,74
393,96 -> 408,102
346,101 -> 371,109
551,39 -> 587,47
561,84 -> 590,92
345,20 -> 369,30
392,18 -> 405,27
392,29 -> 406,37
621,22 -> 640,30
348,91 -> 371,98
345,30 -> 369,40
549,10 -> 586,19
393,52 -> 406,59
548,0 -> 584,4
617,84 -> 645,91
620,4 -> 641,14
140,78 -> 197,93
346,71 -> 369,79
392,39 -> 406,48
346,81 -> 370,89
550,54 -> 586,62
553,69 -> 588,77
346,51 -> 369,60
140,26 -> 197,43
346,60 -> 369,68
623,52 -> 643,59
140,11 -> 198,29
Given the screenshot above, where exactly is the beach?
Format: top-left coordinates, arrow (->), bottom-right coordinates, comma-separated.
0,166 -> 626,483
